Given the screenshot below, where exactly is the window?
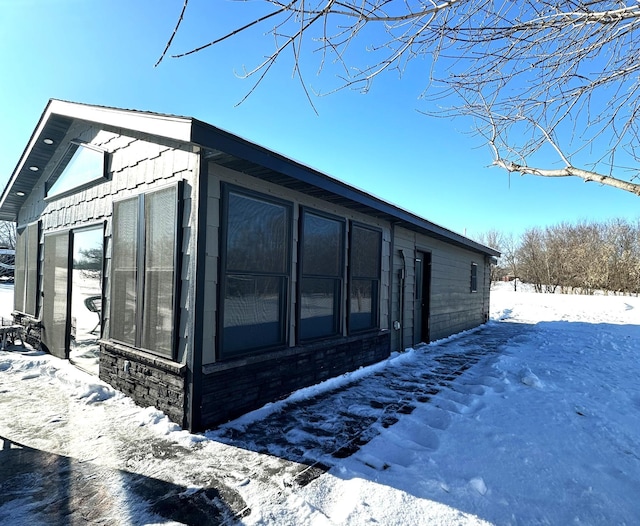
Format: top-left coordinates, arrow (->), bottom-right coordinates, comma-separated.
299,210 -> 345,341
46,142 -> 107,198
349,224 -> 381,332
220,187 -> 291,357
110,185 -> 179,358
471,262 -> 478,292
14,222 -> 39,316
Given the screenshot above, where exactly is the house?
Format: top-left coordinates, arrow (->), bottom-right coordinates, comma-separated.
0,100 -> 500,431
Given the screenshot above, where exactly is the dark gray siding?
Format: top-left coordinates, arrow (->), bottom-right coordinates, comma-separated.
13,122 -> 200,428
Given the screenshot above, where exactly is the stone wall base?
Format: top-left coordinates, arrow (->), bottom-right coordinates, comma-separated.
99,342 -> 187,427
200,331 -> 391,430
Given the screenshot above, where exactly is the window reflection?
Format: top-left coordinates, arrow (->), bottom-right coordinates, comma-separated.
221,188 -> 291,356
69,227 -> 103,375
299,211 -> 344,341
47,143 -> 106,198
348,224 -> 381,332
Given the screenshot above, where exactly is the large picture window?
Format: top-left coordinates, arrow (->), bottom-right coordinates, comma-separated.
14,222 -> 39,316
110,185 -> 179,358
220,187 -> 291,357
299,210 -> 345,341
349,224 -> 381,333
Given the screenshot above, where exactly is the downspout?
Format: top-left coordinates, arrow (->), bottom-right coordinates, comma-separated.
483,255 -> 491,323
186,149 -> 208,432
398,249 -> 409,352
388,222 -> 396,351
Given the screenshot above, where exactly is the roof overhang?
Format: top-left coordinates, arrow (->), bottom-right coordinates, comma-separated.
0,100 -> 500,258
191,120 -> 500,257
0,99 -> 193,222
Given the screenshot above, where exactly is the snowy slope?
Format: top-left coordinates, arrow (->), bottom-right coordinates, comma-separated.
1,282 -> 639,525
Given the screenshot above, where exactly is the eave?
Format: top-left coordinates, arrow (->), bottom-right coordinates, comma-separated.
0,100 -> 500,258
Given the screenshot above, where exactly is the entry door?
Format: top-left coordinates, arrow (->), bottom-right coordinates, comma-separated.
42,232 -> 70,359
68,227 -> 104,375
414,251 -> 432,344
41,227 -> 103,374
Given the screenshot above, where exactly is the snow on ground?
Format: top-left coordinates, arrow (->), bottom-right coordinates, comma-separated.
1,281 -> 640,525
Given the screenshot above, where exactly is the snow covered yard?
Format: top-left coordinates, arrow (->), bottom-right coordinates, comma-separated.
1,281 -> 639,525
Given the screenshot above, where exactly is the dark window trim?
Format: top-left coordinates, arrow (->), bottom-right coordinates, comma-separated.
348,221 -> 382,334
297,207 -> 346,343
41,229 -> 72,358
109,182 -> 182,360
45,141 -> 109,201
471,262 -> 478,293
14,221 -> 40,317
71,221 -> 107,338
217,183 -> 293,359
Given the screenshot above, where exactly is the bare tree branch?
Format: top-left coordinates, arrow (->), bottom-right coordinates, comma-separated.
157,0 -> 640,197
155,0 -> 189,67
493,160 -> 640,197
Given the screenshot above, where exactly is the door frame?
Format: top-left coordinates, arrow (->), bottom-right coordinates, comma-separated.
41,222 -> 106,366
414,250 -> 432,344
41,230 -> 71,359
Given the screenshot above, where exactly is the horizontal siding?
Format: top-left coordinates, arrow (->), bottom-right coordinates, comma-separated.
391,226 -> 490,350
202,163 -> 392,365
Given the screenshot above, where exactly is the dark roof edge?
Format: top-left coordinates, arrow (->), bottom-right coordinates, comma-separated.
1,100 -> 499,257
190,119 -> 500,258
0,99 -> 194,220
0,99 -> 55,214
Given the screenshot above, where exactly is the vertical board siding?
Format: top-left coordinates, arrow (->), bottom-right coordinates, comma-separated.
201,176 -> 220,364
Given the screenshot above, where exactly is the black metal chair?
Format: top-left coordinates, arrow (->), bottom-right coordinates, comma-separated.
84,295 -> 102,334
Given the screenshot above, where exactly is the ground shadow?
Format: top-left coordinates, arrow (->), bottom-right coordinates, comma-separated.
210,321 -> 534,482
209,319 -> 640,523
0,435 -> 248,525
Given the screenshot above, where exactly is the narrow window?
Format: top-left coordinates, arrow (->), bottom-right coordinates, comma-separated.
299,210 -> 344,341
349,224 -> 381,333
220,187 -> 291,357
14,222 -> 39,316
46,142 -> 107,198
111,197 -> 138,346
471,262 -> 478,292
110,185 -> 179,358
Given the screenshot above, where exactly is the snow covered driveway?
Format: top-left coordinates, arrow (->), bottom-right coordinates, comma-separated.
1,282 -> 640,525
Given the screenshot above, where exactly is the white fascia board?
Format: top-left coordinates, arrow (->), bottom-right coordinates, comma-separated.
46,100 -> 194,142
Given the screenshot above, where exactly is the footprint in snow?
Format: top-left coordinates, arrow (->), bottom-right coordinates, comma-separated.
420,406 -> 452,431
520,368 -> 544,388
470,476 -> 488,495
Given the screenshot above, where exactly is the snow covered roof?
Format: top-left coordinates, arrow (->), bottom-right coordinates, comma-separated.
0,99 -> 499,257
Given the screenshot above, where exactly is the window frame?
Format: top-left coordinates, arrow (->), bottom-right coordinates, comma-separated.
45,141 -> 108,201
348,222 -> 382,334
470,262 -> 478,293
109,183 -> 182,359
218,184 -> 293,359
14,221 -> 40,317
297,207 -> 346,343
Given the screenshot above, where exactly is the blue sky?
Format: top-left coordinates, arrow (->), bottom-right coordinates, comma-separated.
1,0 -> 638,241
